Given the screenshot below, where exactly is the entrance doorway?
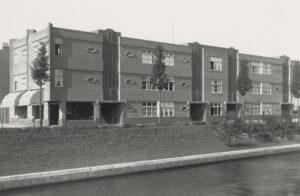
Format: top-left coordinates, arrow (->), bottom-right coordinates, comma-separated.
101,103 -> 123,124
49,103 -> 59,126
190,103 -> 208,121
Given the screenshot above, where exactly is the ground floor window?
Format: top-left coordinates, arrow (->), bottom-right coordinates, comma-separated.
210,103 -> 222,116
14,106 -> 27,119
66,102 -> 93,120
251,103 -> 261,115
142,102 -> 157,117
262,104 -> 272,115
161,102 -> 175,117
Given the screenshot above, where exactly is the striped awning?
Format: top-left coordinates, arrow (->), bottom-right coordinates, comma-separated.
1,92 -> 24,107
18,90 -> 42,106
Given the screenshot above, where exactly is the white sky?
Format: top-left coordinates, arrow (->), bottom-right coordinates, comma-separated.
0,0 -> 299,59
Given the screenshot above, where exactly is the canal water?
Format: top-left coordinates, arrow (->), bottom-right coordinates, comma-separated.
3,152 -> 300,196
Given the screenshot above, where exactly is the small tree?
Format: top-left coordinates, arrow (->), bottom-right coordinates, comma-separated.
291,61 -> 300,124
237,59 -> 253,121
151,45 -> 168,123
31,42 -> 50,127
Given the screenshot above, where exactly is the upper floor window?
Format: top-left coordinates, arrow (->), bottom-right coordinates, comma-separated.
14,81 -> 18,92
164,52 -> 174,66
262,83 -> 272,95
251,103 -> 261,115
251,62 -> 272,75
164,77 -> 174,91
55,44 -> 62,55
210,57 -> 222,71
142,102 -> 157,117
210,103 -> 222,116
54,38 -> 63,56
262,63 -> 272,75
161,102 -> 175,117
251,62 -> 261,74
251,82 -> 261,94
142,76 -> 154,90
14,54 -> 18,65
211,80 -> 222,94
142,50 -> 155,64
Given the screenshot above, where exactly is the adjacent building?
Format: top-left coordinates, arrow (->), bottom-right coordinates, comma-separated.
0,23 -> 296,126
0,43 -> 9,104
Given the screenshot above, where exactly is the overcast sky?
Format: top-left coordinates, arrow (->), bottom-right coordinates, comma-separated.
0,0 -> 299,59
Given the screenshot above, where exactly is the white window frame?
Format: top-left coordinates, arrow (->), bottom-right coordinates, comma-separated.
262,63 -> 272,75
251,103 -> 261,115
164,77 -> 175,91
262,104 -> 272,115
251,82 -> 261,94
251,62 -> 261,74
262,83 -> 272,95
210,103 -> 222,116
210,57 -> 222,71
142,76 -> 154,90
142,50 -> 155,64
164,52 -> 175,66
14,53 -> 18,65
142,102 -> 157,117
211,80 -> 222,94
161,102 -> 175,117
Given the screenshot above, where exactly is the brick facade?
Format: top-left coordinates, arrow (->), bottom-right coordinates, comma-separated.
1,23 -> 296,126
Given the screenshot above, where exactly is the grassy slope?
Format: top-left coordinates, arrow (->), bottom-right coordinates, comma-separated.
0,125 -> 296,176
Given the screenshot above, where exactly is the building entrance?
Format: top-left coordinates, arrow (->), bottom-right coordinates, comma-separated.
49,103 -> 59,126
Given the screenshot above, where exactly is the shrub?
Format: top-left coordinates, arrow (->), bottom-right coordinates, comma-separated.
255,132 -> 273,142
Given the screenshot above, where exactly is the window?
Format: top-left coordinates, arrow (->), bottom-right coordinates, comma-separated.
262,63 -> 272,75
262,83 -> 272,95
210,57 -> 222,71
142,102 -> 157,117
262,104 -> 272,115
251,82 -> 261,94
142,50 -> 155,64
251,62 -> 261,74
55,69 -> 63,87
14,54 -> 18,65
164,52 -> 174,66
164,77 -> 174,91
14,81 -> 18,91
210,103 -> 222,116
142,76 -> 154,90
251,103 -> 261,115
211,80 -> 222,94
252,62 -> 272,75
161,102 -> 175,117
55,44 -> 62,55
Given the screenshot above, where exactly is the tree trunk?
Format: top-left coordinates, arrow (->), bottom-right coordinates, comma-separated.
243,95 -> 245,122
158,91 -> 161,124
39,86 -> 43,127
297,98 -> 300,124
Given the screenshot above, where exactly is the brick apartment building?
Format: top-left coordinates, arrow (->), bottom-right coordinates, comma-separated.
0,43 -> 9,104
0,23 -> 296,126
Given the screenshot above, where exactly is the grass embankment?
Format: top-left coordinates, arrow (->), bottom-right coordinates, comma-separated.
0,124 -> 297,177
0,125 -> 227,176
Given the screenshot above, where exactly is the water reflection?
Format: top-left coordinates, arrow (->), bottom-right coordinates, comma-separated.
3,152 -> 300,196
